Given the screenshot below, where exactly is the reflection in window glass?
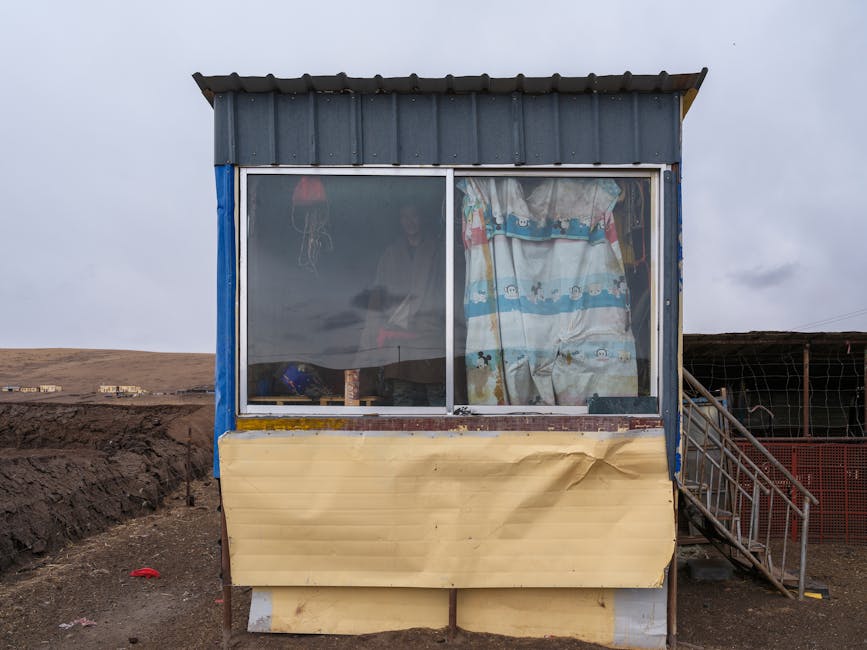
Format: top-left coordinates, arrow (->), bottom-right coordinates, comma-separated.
454,176 -> 652,406
246,174 -> 446,407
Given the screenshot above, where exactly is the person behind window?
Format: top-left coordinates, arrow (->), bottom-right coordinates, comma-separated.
360,204 -> 445,406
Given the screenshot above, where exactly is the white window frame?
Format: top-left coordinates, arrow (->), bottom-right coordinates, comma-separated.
238,165 -> 666,417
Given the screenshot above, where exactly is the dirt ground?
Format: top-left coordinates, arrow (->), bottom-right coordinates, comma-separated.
1,349 -> 866,649
1,475 -> 865,650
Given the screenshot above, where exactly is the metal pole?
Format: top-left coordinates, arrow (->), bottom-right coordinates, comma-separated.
799,500 -> 810,600
448,588 -> 457,638
862,346 -> 866,435
219,480 -> 233,649
802,343 -> 810,438
667,483 -> 678,649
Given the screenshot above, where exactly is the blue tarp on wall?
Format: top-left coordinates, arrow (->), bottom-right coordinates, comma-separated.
214,164 -> 235,477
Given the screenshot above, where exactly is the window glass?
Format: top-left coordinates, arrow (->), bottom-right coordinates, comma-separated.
453,176 -> 652,406
246,174 -> 447,407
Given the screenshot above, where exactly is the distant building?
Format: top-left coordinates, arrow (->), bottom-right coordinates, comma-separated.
2,386 -> 20,392
38,385 -> 62,393
99,384 -> 146,395
19,387 -> 38,393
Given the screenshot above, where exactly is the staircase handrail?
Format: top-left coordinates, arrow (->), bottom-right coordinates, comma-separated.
682,394 -> 805,517
682,368 -> 818,505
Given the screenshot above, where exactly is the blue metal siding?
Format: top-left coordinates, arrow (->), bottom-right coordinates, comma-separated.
213,164 -> 236,477
212,91 -> 682,166
663,168 -> 680,477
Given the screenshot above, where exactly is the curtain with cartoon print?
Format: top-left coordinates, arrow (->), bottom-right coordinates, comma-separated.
457,177 -> 638,406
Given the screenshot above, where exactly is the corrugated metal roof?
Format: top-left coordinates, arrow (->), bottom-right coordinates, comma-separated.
193,69 -> 708,113
684,331 -> 867,355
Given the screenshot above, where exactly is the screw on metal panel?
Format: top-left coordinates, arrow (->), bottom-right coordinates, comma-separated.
665,299 -> 671,306
411,98 -> 416,102
250,97 -> 255,102
571,151 -> 576,155
373,153 -> 377,157
329,153 -> 333,157
415,153 -> 419,157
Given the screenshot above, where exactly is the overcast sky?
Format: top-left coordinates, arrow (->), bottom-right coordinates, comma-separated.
1,1 -> 865,352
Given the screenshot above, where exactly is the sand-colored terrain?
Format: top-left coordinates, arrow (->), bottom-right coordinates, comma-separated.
0,348 -> 215,404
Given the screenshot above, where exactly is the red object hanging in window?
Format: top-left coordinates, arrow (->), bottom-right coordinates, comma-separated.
292,176 -> 327,206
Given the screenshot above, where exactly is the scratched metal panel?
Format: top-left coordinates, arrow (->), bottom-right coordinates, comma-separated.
361,94 -> 395,164
522,93 -> 560,165
316,94 -> 353,165
274,94 -> 309,165
598,94 -> 635,164
638,94 -> 680,164
476,94 -> 515,164
396,94 -> 437,164
214,89 -> 683,166
556,94 -> 597,164
212,93 -> 235,165
437,95 -> 476,164
235,93 -> 274,165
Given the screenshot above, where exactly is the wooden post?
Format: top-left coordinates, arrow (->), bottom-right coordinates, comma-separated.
218,481 -> 233,649
344,369 -> 360,406
802,343 -> 810,438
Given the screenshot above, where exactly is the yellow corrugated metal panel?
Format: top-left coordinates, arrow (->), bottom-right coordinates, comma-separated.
258,587 -> 449,634
255,586 -> 615,643
459,588 -> 614,642
220,429 -> 673,589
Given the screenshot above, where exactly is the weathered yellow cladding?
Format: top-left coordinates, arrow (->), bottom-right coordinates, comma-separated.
251,586 -> 616,644
257,587 -> 450,634
219,429 -> 674,590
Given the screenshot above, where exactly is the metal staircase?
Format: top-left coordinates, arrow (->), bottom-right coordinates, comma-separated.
679,369 -> 819,600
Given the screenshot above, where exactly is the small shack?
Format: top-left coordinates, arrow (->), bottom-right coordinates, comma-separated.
195,69 -> 707,648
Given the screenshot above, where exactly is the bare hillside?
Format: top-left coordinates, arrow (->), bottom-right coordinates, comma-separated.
0,348 -> 215,404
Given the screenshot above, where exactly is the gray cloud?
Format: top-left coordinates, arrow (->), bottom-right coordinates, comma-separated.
727,262 -> 800,290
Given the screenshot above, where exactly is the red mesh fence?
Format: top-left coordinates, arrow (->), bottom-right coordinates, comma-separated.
736,439 -> 867,544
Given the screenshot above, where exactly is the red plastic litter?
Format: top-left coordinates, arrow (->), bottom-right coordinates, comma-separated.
129,567 -> 161,579
214,598 -> 224,605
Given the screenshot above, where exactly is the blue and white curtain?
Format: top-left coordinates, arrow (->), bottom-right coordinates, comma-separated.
458,177 -> 638,406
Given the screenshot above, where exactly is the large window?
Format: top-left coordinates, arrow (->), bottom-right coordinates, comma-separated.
240,168 -> 658,414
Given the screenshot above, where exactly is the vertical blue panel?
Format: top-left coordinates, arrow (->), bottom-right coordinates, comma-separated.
214,164 -> 236,478
663,168 -> 680,478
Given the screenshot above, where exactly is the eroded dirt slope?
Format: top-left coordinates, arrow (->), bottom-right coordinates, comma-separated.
0,402 -> 212,572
